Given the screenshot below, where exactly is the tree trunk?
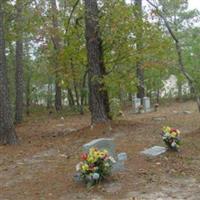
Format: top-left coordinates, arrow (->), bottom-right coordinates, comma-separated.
26,74 -> 31,116
80,69 -> 88,115
67,88 -> 75,106
128,93 -> 132,103
135,0 -> 145,100
51,0 -> 62,111
70,59 -> 80,108
55,82 -> 62,111
177,82 -> 182,101
0,3 -> 18,144
47,77 -> 53,109
15,0 -> 24,123
156,89 -> 160,104
84,0 -> 110,124
74,84 -> 80,107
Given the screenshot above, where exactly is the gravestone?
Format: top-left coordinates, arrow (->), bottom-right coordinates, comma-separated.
117,152 -> 128,161
143,97 -> 151,112
132,96 -> 141,113
82,138 -> 115,158
141,146 -> 167,157
82,138 -> 127,172
102,182 -> 122,193
152,116 -> 166,122
112,152 -> 128,172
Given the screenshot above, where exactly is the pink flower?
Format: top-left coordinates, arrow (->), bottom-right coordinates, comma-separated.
81,153 -> 88,160
170,128 -> 177,133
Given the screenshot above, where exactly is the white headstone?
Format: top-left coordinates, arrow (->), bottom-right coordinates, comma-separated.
132,96 -> 141,113
143,97 -> 151,112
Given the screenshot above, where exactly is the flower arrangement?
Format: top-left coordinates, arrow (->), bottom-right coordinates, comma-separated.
76,147 -> 116,186
161,126 -> 181,151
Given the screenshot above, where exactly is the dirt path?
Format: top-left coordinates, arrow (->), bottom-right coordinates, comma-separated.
1,101 -> 200,200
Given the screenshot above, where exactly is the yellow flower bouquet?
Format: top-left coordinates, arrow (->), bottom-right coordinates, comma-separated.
76,147 -> 116,186
161,126 -> 181,151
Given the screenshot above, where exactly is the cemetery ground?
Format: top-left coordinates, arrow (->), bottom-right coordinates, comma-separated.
1,101 -> 200,200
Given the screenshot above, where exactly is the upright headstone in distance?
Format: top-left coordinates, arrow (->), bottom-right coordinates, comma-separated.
143,97 -> 151,112
132,96 -> 141,113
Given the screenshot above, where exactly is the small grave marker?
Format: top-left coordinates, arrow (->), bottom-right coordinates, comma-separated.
152,116 -> 166,122
117,152 -> 127,161
141,146 -> 167,157
183,110 -> 192,115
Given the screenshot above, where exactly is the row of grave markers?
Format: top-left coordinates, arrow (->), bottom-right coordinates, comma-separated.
132,96 -> 151,113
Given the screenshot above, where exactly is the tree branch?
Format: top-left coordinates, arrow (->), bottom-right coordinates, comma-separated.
65,0 -> 80,33
146,0 -> 178,43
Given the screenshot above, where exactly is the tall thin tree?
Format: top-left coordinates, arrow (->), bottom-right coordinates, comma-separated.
51,0 -> 62,111
15,0 -> 24,123
84,0 -> 110,123
135,0 -> 145,99
0,2 -> 18,144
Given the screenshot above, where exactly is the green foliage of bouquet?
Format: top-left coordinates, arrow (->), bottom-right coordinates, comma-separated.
76,148 -> 116,187
161,126 -> 181,151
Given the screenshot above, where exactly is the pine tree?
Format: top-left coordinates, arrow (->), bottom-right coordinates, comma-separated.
0,2 -> 18,144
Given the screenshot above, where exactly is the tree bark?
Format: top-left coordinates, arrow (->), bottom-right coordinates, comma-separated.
51,0 -> 62,111
15,0 -> 24,123
0,2 -> 18,144
70,58 -> 80,108
55,83 -> 62,111
80,69 -> 88,115
177,82 -> 182,101
47,77 -> 53,109
67,88 -> 75,106
25,73 -> 31,116
156,89 -> 160,104
84,0 -> 110,124
135,0 -> 145,100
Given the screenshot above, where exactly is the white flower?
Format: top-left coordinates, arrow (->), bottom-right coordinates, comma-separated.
171,141 -> 176,147
109,156 -> 116,163
105,162 -> 110,167
163,136 -> 167,140
165,133 -> 170,137
76,162 -> 82,171
92,173 -> 100,180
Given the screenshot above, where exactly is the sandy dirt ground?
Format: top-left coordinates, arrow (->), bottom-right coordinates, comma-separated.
0,101 -> 200,200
